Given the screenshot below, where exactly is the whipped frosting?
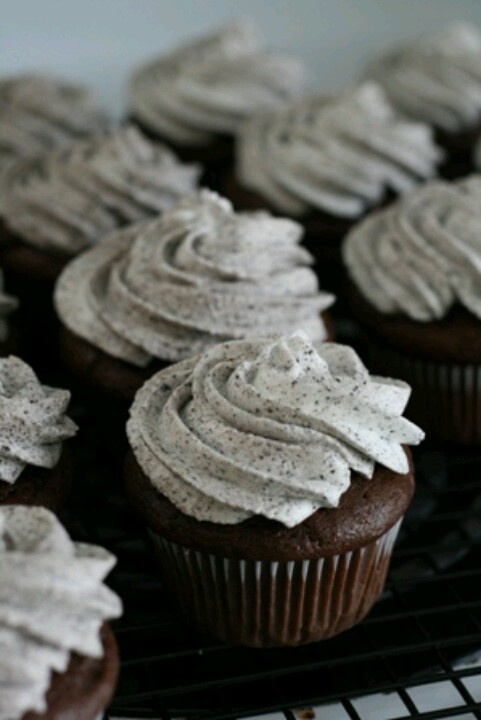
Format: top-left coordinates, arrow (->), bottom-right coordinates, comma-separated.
0,125 -> 201,254
0,505 -> 122,720
55,191 -> 333,365
236,82 -> 443,219
127,332 -> 424,527
0,272 -> 17,342
365,23 -> 481,133
343,175 -> 481,322
0,356 -> 77,484
129,20 -> 305,145
0,73 -> 110,175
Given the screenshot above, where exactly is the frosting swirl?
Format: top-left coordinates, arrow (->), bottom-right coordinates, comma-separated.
0,356 -> 77,484
0,505 -> 122,720
0,271 -> 17,342
365,23 -> 481,133
55,191 -> 333,365
127,332 -> 424,527
0,73 -> 110,175
343,175 -> 481,322
236,83 -> 443,218
0,125 -> 201,254
129,20 -> 305,145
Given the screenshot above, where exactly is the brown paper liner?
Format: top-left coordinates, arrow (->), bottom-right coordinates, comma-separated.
149,519 -> 402,647
368,345 -> 481,446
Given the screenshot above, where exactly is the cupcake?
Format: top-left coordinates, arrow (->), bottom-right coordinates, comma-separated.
55,191 -> 334,403
0,504 -> 122,719
364,23 -> 481,178
343,175 -> 481,445
125,331 -> 424,647
0,356 -> 77,509
0,125 -> 200,372
128,19 -> 305,176
0,73 -> 110,176
224,83 -> 443,293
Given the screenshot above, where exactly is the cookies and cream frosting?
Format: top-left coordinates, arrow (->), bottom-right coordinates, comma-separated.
0,505 -> 122,720
55,191 -> 333,365
343,175 -> 481,322
0,356 -> 77,484
129,20 -> 305,145
0,272 -> 17,342
1,125 -> 201,254
365,23 -> 481,133
127,332 -> 424,527
236,82 -> 443,218
0,73 -> 110,175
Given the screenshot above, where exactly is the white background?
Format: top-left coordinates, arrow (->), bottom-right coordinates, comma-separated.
3,0 -> 481,117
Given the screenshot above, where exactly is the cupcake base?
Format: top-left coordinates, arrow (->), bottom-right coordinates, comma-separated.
23,624 -> 119,720
436,123 -> 480,180
0,445 -> 74,512
124,450 -> 413,647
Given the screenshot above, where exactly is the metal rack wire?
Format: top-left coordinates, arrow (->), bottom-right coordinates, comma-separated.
63,410 -> 481,720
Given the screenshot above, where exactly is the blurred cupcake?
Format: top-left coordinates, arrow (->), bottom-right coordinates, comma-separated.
125,331 -> 424,647
55,191 -> 334,403
0,269 -> 18,355
0,356 -> 77,509
344,175 -> 481,445
0,125 -> 200,372
0,73 -> 110,176
224,83 -> 443,293
128,19 -> 305,177
0,504 -> 122,720
365,23 -> 481,178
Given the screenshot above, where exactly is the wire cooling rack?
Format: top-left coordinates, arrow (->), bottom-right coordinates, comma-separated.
63,404 -> 481,720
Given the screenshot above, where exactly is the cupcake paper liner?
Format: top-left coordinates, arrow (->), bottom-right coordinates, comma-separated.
368,345 -> 481,446
149,519 -> 402,647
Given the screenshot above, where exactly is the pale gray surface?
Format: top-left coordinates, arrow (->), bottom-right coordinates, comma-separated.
2,0 -> 481,117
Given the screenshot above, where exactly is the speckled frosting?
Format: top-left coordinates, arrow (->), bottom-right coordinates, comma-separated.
55,191 -> 333,365
365,23 -> 481,133
236,82 -> 443,218
129,20 -> 305,145
0,356 -> 77,484
127,332 -> 424,527
0,125 -> 201,254
0,271 -> 17,342
0,73 -> 110,175
343,175 -> 481,322
0,505 -> 122,720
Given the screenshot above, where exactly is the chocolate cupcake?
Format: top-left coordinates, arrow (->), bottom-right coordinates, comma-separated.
343,175 -> 481,445
225,83 -> 443,294
128,19 -> 305,180
125,332 -> 424,647
0,356 -> 77,509
365,23 -> 481,178
0,505 -> 122,720
0,125 -> 200,372
55,191 -> 334,403
0,73 -> 110,176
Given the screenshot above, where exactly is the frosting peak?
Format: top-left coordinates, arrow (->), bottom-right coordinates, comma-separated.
0,505 -> 122,720
129,20 -> 305,145
1,125 -> 201,254
365,23 -> 481,132
236,82 -> 442,218
127,333 -> 424,527
0,356 -> 77,483
343,175 -> 481,322
0,73 -> 110,175
55,191 -> 333,365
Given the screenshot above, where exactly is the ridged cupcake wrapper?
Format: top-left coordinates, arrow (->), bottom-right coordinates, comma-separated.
149,519 -> 402,647
368,345 -> 481,445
